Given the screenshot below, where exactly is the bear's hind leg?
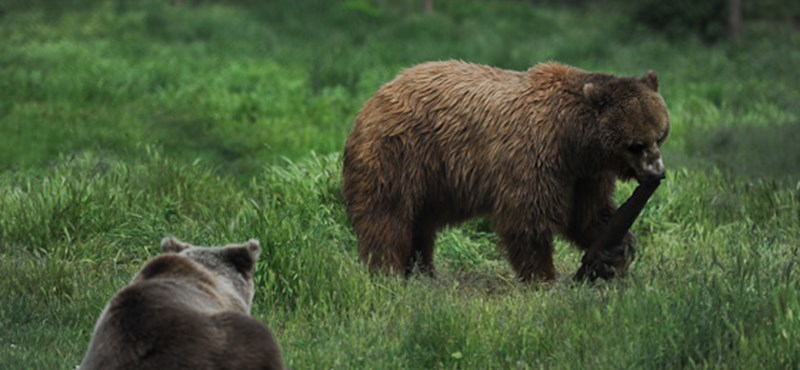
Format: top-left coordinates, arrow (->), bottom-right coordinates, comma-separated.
498,229 -> 556,282
410,222 -> 437,277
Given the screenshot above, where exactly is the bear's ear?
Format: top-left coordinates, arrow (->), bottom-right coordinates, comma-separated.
641,70 -> 659,92
244,239 -> 261,260
225,240 -> 261,276
582,82 -> 610,109
161,236 -> 191,253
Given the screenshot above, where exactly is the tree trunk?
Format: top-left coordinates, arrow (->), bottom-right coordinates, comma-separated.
728,0 -> 742,42
423,0 -> 433,14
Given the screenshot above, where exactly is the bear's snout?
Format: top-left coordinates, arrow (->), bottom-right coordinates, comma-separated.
636,155 -> 666,183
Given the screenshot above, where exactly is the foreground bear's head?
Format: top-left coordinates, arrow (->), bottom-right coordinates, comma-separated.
159,236 -> 261,312
79,237 -> 285,370
582,71 -> 669,183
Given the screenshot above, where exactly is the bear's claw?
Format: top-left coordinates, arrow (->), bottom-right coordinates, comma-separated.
574,244 -> 636,282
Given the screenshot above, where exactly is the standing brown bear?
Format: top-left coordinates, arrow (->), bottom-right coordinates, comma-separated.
342,61 -> 669,281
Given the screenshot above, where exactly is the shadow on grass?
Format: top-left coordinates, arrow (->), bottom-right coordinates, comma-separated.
678,122 -> 800,182
410,265 -> 588,297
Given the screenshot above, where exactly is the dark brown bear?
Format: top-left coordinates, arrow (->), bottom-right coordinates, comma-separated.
342,61 -> 669,281
79,237 -> 286,370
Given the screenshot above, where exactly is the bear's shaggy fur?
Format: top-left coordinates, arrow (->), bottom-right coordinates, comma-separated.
79,237 -> 285,370
342,60 -> 669,281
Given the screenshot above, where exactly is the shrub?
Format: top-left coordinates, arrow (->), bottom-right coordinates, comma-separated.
628,0 -> 728,42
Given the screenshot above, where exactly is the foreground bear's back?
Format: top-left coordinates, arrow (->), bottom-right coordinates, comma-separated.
79,240 -> 285,370
80,277 -> 219,370
82,291 -> 283,370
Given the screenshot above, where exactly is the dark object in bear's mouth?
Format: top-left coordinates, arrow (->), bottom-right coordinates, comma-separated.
574,179 -> 662,282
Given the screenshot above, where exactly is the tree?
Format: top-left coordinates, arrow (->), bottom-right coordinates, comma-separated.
728,0 -> 742,41
424,0 -> 433,14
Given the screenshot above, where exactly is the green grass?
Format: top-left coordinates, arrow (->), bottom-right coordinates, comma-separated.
1,0 -> 799,369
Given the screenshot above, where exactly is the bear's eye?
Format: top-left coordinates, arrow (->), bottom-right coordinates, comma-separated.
627,143 -> 646,153
657,132 -> 668,145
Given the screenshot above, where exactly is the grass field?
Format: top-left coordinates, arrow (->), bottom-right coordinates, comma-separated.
1,0 -> 799,368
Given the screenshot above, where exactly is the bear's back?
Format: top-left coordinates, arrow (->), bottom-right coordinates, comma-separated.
351,60 -> 586,159
80,256 -> 228,369
345,61 -> 585,209
376,61 -> 529,123
80,248 -> 285,370
79,282 -> 218,369
82,299 -> 282,370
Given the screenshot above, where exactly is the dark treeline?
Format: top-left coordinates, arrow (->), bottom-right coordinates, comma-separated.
3,0 -> 798,43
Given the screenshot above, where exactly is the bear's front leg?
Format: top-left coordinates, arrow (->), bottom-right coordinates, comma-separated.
573,180 -> 661,281
566,177 -> 636,282
503,231 -> 557,282
495,217 -> 557,282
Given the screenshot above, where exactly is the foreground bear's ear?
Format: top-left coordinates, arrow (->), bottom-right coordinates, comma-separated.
226,239 -> 261,276
641,70 -> 659,92
244,239 -> 261,260
161,236 -> 191,253
582,82 -> 610,109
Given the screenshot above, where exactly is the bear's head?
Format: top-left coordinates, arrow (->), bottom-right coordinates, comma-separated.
160,237 -> 262,311
583,71 -> 669,183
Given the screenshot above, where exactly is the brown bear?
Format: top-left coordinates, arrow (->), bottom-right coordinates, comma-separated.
79,237 -> 286,370
342,60 -> 669,282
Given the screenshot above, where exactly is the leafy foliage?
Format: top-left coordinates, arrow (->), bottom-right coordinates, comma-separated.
629,0 -> 729,42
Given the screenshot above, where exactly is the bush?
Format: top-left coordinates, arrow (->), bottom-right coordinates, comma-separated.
629,0 -> 728,42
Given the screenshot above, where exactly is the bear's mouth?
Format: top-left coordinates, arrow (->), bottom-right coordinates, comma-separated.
625,165 -> 666,184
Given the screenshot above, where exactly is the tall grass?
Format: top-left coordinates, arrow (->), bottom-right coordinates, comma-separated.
1,151 -> 798,368
1,0 -> 799,369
